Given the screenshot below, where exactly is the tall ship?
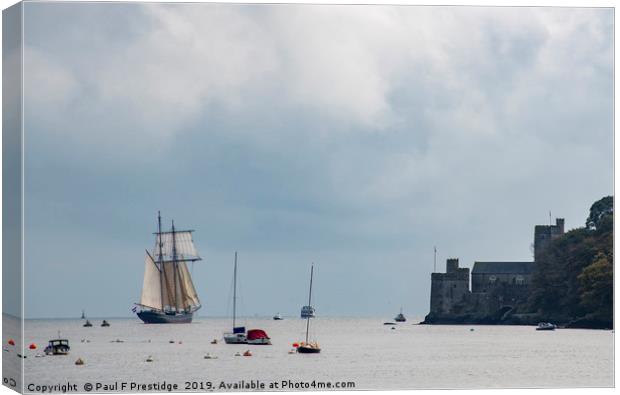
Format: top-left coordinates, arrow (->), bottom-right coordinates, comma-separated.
135,212 -> 202,324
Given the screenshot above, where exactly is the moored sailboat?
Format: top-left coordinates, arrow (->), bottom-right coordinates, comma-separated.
394,307 -> 406,322
135,212 -> 202,324
224,252 -> 248,344
297,264 -> 321,354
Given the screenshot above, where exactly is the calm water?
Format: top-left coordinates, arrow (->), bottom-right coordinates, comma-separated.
3,316 -> 614,392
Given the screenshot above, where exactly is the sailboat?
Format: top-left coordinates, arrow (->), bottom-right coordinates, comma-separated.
81,310 -> 85,320
135,212 -> 202,324
224,252 -> 248,344
297,264 -> 321,354
394,307 -> 406,322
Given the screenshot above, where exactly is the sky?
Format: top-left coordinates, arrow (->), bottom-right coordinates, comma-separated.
14,3 -> 613,319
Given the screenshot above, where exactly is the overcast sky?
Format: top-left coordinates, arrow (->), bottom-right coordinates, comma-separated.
18,3 -> 612,319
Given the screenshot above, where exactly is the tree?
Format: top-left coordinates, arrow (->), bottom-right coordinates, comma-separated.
578,252 -> 613,320
586,196 -> 613,230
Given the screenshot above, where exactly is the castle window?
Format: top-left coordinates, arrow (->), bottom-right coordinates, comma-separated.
488,275 -> 497,284
515,275 -> 525,285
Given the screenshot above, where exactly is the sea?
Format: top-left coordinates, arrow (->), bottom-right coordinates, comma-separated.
3,316 -> 614,392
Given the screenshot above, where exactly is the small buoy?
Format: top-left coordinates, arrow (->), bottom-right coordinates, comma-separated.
391,327 -> 396,330
292,342 -> 299,348
75,358 -> 84,365
29,343 -> 37,350
146,356 -> 154,362
470,328 -> 475,332
234,352 -> 241,357
169,340 -> 175,344
211,339 -> 218,344
8,339 -> 15,346
243,350 -> 252,357
178,341 -> 183,344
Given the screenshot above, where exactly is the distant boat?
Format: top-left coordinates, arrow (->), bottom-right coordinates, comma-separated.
394,307 -> 406,322
135,212 -> 202,324
83,320 -> 92,327
296,264 -> 321,354
81,310 -> 85,320
224,252 -> 248,344
101,320 -> 110,327
273,313 -> 283,320
536,322 -> 556,331
44,339 -> 70,356
300,305 -> 315,319
383,322 -> 396,325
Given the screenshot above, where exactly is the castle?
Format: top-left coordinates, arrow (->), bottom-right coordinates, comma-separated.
424,218 -> 565,324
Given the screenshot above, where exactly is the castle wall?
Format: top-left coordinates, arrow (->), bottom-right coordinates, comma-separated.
471,273 -> 532,293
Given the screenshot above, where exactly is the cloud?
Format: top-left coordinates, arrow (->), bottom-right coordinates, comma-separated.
21,4 -> 613,317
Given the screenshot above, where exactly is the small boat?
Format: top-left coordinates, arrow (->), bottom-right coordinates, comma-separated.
224,252 -> 248,344
300,305 -> 315,319
243,350 -> 252,357
83,320 -> 92,327
536,322 -> 556,331
296,264 -> 321,354
247,329 -> 271,345
81,310 -> 86,319
394,307 -> 406,322
297,341 -> 321,354
101,320 -> 110,327
383,322 -> 396,325
44,339 -> 70,356
75,357 -> 85,365
273,313 -> 283,320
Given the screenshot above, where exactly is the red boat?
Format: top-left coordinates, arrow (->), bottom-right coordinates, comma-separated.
247,329 -> 271,345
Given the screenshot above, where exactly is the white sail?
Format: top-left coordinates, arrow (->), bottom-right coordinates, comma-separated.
178,261 -> 201,310
153,231 -> 200,261
140,253 -> 162,310
158,260 -> 201,312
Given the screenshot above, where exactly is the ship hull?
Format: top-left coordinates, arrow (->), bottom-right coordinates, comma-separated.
137,310 -> 193,324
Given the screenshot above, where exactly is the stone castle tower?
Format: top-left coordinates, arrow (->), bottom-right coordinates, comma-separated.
429,258 -> 470,314
534,218 -> 565,261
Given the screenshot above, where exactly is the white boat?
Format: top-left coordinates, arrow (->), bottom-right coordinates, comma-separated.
273,313 -> 283,320
536,322 -> 557,331
224,252 -> 248,344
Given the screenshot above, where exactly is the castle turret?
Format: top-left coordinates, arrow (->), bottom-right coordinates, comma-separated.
534,217 -> 565,261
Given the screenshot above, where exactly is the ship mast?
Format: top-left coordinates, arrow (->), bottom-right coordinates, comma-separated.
305,263 -> 314,343
157,211 -> 165,312
233,251 -> 238,329
172,220 -> 180,312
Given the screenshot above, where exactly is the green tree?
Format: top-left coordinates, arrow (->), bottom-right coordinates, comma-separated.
578,252 -> 613,320
586,195 -> 613,230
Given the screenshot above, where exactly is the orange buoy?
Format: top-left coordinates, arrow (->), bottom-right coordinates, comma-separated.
243,350 -> 252,357
29,344 -> 36,350
8,339 -> 15,346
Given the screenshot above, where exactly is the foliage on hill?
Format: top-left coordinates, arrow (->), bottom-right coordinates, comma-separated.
528,196 -> 613,328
